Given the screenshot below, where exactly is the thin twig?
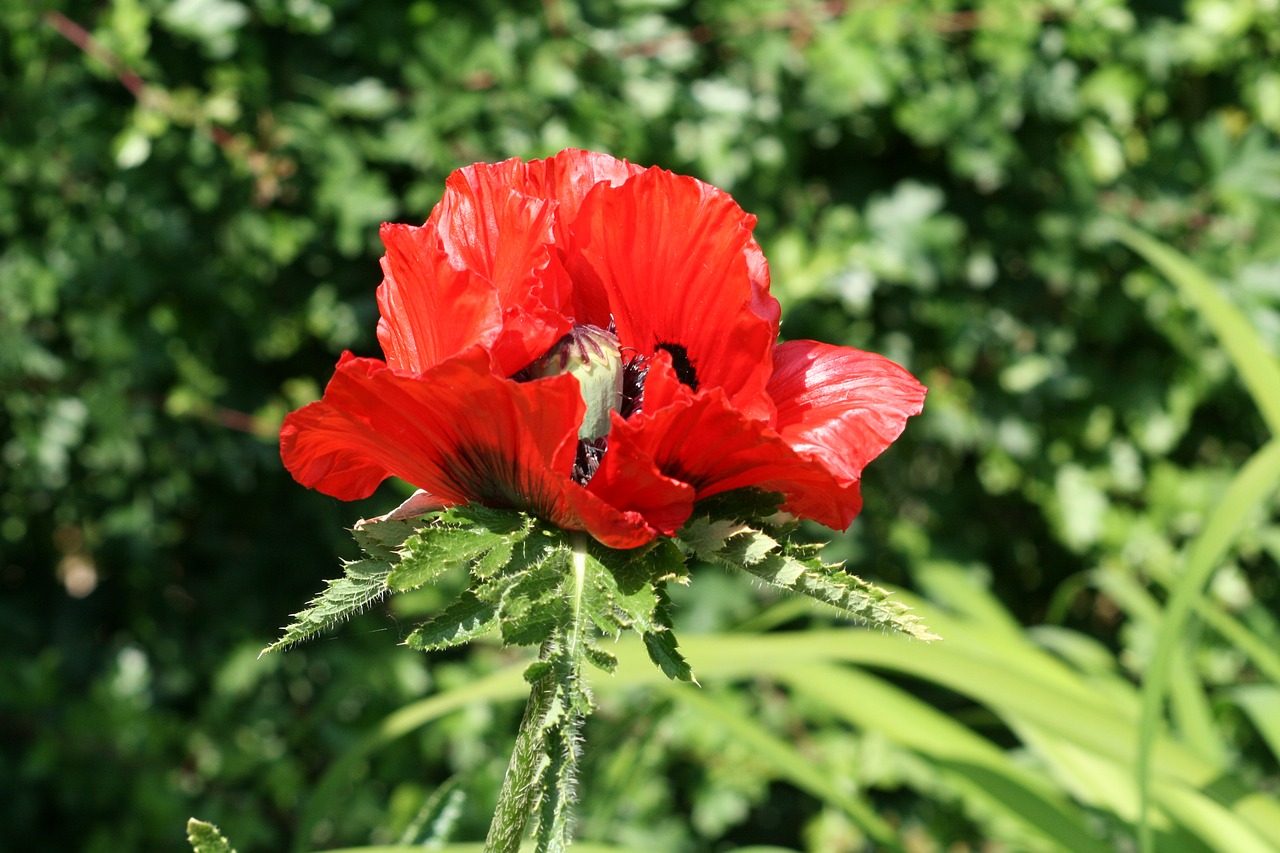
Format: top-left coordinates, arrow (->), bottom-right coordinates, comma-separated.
44,10 -> 147,98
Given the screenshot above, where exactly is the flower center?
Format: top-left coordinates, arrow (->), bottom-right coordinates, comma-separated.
525,327 -> 700,486
529,324 -> 625,442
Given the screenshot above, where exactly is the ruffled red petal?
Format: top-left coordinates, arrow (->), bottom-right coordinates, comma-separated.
520,149 -> 645,243
768,340 -> 926,483
436,162 -> 572,310
290,151 -> 924,542
572,416 -> 696,545
440,149 -> 642,277
280,349 -> 583,505
564,168 -> 779,421
376,160 -> 577,377
435,165 -> 575,374
376,223 -> 502,374
608,358 -> 863,529
280,349 -> 683,548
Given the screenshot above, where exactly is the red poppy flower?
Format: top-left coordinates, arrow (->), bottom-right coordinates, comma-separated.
281,149 -> 925,548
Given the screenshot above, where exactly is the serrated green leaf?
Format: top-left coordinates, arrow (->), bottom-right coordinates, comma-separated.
641,584 -> 696,682
406,591 -> 499,651
523,660 -> 554,683
752,552 -> 940,641
352,516 -> 427,559
605,537 -> 688,593
757,552 -> 807,586
261,556 -> 392,655
500,598 -> 565,646
678,517 -> 755,561
262,516 -> 432,654
474,543 -> 561,604
582,641 -> 619,674
493,551 -> 569,646
691,489 -> 786,524
442,504 -> 532,535
721,528 -> 779,566
643,628 -> 696,683
390,526 -> 510,591
494,558 -> 564,613
579,550 -> 660,639
685,517 -> 939,641
473,536 -> 516,578
186,818 -> 236,853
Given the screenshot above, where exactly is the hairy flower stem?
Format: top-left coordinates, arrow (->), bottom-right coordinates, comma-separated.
483,533 -> 592,853
483,655 -> 556,852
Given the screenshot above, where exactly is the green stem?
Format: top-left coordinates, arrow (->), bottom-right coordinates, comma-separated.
484,532 -> 594,853
484,642 -> 559,853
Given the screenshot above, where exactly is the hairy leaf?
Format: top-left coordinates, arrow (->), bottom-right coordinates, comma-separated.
186,819 -> 236,853
678,517 -> 756,561
582,640 -> 620,674
691,489 -> 786,524
389,509 -> 533,591
261,556 -> 394,655
405,591 -> 499,651
262,516 -> 425,654
607,538 -> 688,593
643,628 -> 696,684
641,584 -> 696,683
680,521 -> 939,641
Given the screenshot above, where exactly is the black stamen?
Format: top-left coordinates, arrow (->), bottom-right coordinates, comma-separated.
621,355 -> 648,419
573,438 -> 607,484
655,342 -> 699,390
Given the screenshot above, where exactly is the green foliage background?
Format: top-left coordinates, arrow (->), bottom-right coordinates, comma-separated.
3,0 -> 1279,850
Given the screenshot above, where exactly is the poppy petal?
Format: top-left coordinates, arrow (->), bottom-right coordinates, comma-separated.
523,148 -> 645,239
436,165 -> 576,373
376,223 -> 502,374
565,168 -> 779,420
280,350 -> 582,508
571,417 -> 696,546
609,358 -> 861,528
769,340 -> 927,483
280,349 -> 683,547
377,160 -> 578,378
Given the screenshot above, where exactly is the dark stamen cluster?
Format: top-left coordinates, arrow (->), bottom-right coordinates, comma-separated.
654,342 -> 699,390
516,326 -> 699,488
573,437 -> 607,484
620,355 -> 648,419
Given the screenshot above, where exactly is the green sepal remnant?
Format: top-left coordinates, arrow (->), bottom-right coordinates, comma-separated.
186,818 -> 236,853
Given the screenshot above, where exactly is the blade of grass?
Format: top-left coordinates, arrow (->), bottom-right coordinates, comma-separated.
1113,224 -> 1280,434
308,621 -> 1280,851
314,844 -> 651,853
1167,639 -> 1229,768
1157,782 -> 1280,853
663,628 -> 1280,846
1225,685 -> 1280,765
1112,225 -> 1280,853
660,683 -> 903,851
787,663 -> 1103,853
1133,438 -> 1280,853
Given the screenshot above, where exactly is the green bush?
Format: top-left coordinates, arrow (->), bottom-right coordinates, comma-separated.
4,1 -> 1278,850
